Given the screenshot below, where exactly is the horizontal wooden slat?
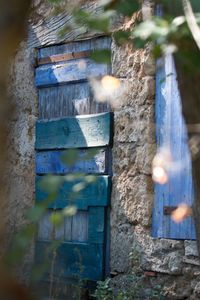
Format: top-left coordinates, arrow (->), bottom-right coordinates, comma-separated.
38,82 -> 110,119
37,36 -> 111,58
36,175 -> 111,209
36,149 -> 107,174
37,50 -> 91,66
35,112 -> 112,150
35,241 -> 104,281
35,58 -> 109,87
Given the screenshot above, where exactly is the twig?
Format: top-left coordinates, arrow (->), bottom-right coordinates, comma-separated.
182,0 -> 200,50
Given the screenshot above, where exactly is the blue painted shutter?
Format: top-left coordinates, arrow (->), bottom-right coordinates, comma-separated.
152,54 -> 196,239
34,36 -> 112,281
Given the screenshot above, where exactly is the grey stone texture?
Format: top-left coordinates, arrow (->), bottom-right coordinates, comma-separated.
5,42 -> 37,282
5,0 -> 200,298
110,21 -> 200,300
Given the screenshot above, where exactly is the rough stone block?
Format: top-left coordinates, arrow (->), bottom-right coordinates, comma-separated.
114,107 -> 155,144
184,240 -> 199,257
110,225 -> 135,273
143,52 -> 156,76
111,174 -> 154,227
112,42 -> 145,78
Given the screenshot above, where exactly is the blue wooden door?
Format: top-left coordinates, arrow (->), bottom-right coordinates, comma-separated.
34,36 -> 112,281
152,54 -> 196,240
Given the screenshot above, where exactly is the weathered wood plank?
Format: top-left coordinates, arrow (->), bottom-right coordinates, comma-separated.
35,241 -> 104,281
37,35 -> 111,58
36,175 -> 111,209
38,211 -> 53,240
64,217 -> 72,241
36,148 -> 107,174
35,58 -> 109,88
28,3 -> 103,48
38,82 -> 110,119
35,112 -> 112,150
152,55 -> 196,240
38,211 -> 89,242
37,50 -> 91,66
88,207 -> 105,244
72,211 -> 88,242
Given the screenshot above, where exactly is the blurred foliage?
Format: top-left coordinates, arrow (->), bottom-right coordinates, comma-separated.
7,149 -> 97,286
4,0 -> 200,298
51,0 -> 200,73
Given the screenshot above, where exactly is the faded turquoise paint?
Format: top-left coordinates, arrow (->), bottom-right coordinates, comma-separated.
35,241 -> 104,281
35,112 -> 112,150
35,36 -> 112,282
152,55 -> 196,240
36,175 -> 111,209
36,148 -> 107,174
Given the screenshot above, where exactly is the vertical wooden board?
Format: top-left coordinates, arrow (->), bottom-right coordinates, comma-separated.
64,217 -> 72,241
36,175 -> 111,209
35,112 -> 112,150
38,212 -> 53,240
55,224 -> 65,240
88,207 -> 105,244
152,54 -> 196,239
72,211 -> 88,242
35,58 -> 109,87
36,148 -> 107,174
38,82 -> 110,119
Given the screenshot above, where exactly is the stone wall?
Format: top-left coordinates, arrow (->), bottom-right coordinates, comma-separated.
109,22 -> 200,300
6,0 -> 200,298
6,42 -> 37,282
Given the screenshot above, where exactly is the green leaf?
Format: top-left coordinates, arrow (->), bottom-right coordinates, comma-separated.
64,173 -> 84,182
39,174 -> 62,193
113,30 -> 131,45
85,175 -> 97,183
31,261 -> 50,281
49,211 -> 64,226
48,0 -> 62,3
103,0 -> 139,16
63,205 -> 77,217
81,148 -> 99,160
91,49 -> 111,64
116,0 -> 139,17
58,24 -> 72,37
72,181 -> 87,193
73,9 -> 112,33
61,149 -> 79,166
26,205 -> 45,222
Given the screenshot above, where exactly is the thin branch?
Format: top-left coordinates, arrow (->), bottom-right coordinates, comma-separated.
182,0 -> 200,50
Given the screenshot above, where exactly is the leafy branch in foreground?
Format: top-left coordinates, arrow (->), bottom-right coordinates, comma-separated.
49,0 -> 200,73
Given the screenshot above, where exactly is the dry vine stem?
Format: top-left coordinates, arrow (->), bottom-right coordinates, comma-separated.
182,0 -> 200,50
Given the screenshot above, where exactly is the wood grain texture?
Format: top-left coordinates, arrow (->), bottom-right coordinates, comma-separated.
36,175 -> 111,209
72,211 -> 88,242
37,50 -> 91,66
35,206 -> 106,280
35,112 -> 112,150
28,3 -> 103,48
152,55 -> 195,240
34,36 -> 112,281
37,35 -> 111,58
35,58 -> 109,88
35,241 -> 104,281
38,82 -> 110,119
36,148 -> 107,174
38,211 -> 88,242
